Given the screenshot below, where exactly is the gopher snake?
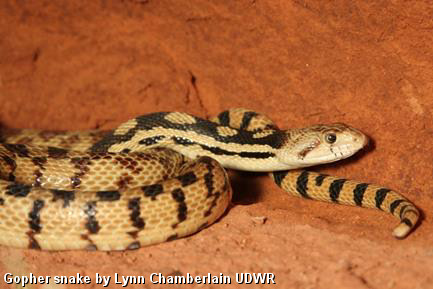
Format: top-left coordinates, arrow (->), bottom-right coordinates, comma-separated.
0,109 -> 420,251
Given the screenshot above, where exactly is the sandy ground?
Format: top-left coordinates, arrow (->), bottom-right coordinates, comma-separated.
0,1 -> 432,288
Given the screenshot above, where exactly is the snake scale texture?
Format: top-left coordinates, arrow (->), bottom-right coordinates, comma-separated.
0,109 -> 420,251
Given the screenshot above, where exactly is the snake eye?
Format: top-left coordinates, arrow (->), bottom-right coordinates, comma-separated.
325,133 -> 337,144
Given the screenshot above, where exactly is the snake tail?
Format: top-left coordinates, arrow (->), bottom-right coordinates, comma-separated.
271,170 -> 419,239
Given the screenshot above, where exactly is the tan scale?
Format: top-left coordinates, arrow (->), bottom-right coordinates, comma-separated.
216,126 -> 238,137
164,112 -> 197,125
0,109 -> 421,251
113,118 -> 138,136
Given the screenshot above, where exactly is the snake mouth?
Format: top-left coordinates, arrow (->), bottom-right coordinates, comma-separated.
330,143 -> 360,160
296,135 -> 367,166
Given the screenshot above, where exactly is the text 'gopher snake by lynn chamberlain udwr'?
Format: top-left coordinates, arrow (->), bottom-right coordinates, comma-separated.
0,109 -> 420,251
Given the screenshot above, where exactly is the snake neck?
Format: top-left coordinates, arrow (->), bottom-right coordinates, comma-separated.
90,112 -> 366,172
89,112 -> 293,171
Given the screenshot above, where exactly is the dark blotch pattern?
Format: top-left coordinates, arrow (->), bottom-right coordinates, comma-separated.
128,231 -> 139,239
166,233 -> 178,242
138,135 -> 165,146
117,175 -> 133,189
296,171 -> 310,199
80,234 -> 97,250
200,157 -> 221,217
47,146 -> 69,159
51,189 -> 75,208
217,110 -> 230,126
0,198 -> 4,205
2,155 -> 17,181
70,177 -> 81,188
171,188 -> 187,225
84,201 -> 100,234
329,179 -> 346,203
127,241 -> 141,250
402,209 -> 418,218
7,174 -> 15,182
203,165 -> 214,197
28,199 -> 45,233
375,188 -> 391,209
128,197 -> 145,229
97,190 -> 121,201
401,218 -> 413,228
31,156 -> 47,169
176,172 -> 198,187
272,170 -> 289,187
3,143 -> 30,157
6,183 -> 32,197
240,111 -> 258,130
142,184 -> 163,200
2,155 -> 17,170
199,143 -> 275,159
315,174 -> 328,186
353,183 -> 369,206
172,136 -> 195,146
390,199 -> 405,214
399,205 -> 410,219
83,234 -> 99,246
27,232 -> 41,250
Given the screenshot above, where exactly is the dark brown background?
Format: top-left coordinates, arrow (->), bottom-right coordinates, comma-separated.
0,1 -> 432,288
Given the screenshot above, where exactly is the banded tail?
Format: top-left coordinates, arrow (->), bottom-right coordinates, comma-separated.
272,170 -> 420,239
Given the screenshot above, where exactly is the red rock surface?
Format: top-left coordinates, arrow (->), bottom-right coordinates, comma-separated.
1,1 -> 432,288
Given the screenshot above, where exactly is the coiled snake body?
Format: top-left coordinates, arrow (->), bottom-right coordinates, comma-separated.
0,109 -> 420,250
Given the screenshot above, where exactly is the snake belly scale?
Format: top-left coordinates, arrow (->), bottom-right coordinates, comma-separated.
0,109 -> 420,251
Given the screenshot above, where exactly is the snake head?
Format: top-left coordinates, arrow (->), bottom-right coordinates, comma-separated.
278,123 -> 368,168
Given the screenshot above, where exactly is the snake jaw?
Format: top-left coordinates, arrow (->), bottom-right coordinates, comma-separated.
297,139 -> 321,160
